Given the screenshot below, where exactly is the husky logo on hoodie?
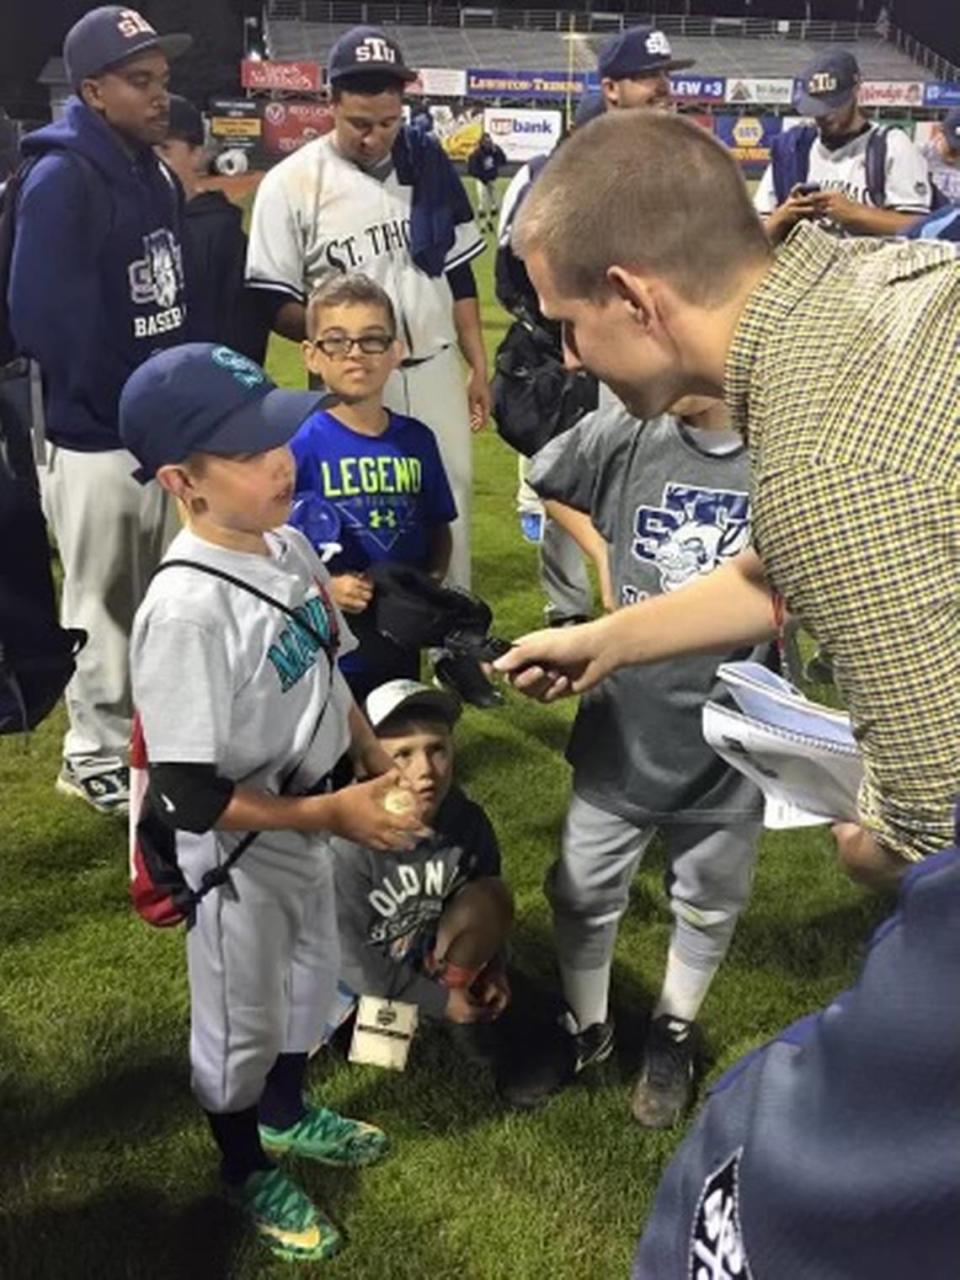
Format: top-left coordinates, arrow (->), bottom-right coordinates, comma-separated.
129,229 -> 186,337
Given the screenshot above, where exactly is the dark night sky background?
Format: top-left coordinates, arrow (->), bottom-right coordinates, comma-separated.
0,0 -> 956,123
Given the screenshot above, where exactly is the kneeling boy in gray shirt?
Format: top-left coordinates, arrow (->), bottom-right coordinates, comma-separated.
329,679 -> 513,1041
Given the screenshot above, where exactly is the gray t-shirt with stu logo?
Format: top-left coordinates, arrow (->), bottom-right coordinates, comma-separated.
529,403 -> 771,826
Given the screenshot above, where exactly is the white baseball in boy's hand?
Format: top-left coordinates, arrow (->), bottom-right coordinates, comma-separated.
383,786 -> 415,816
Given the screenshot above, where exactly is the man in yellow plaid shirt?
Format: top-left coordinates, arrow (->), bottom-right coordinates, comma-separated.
495,110 -> 959,888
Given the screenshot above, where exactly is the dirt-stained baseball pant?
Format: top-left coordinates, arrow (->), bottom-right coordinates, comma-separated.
41,445 -> 177,779
547,794 -> 760,979
185,843 -> 340,1113
383,344 -> 473,590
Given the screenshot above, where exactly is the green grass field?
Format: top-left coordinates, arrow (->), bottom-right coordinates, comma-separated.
0,183 -> 886,1279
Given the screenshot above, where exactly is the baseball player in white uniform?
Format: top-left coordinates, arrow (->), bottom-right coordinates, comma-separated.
496,26 -> 692,627
246,26 -> 487,593
755,49 -> 933,242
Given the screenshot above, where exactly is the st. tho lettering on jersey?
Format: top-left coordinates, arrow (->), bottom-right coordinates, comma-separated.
323,218 -> 412,271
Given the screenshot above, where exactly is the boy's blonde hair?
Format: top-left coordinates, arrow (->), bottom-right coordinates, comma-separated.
305,274 -> 397,340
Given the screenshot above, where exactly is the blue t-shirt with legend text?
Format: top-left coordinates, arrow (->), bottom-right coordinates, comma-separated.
289,410 -> 457,574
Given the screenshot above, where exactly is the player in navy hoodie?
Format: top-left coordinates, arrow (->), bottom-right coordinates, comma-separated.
7,7 -> 191,814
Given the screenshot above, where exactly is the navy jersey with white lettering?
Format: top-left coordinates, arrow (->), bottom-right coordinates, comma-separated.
289,408 -> 457,573
331,786 -> 501,1016
634,845 -> 960,1280
10,97 -> 188,450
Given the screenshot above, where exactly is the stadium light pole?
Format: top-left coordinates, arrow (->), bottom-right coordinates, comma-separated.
561,19 -> 587,132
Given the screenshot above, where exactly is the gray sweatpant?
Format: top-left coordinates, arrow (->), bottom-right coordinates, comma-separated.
547,793 -> 760,976
185,837 -> 340,1113
41,445 -> 176,778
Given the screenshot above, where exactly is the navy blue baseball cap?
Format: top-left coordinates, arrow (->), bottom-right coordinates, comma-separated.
943,107 -> 960,151
120,344 -> 327,484
598,25 -> 694,80
64,6 -> 191,89
327,26 -> 416,85
573,91 -> 606,129
166,95 -> 204,147
794,48 -> 860,117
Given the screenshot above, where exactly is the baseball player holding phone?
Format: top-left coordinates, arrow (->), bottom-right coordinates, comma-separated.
756,49 -> 933,242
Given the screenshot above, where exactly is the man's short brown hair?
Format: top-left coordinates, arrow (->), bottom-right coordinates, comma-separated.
513,112 -> 771,306
305,273 -> 397,339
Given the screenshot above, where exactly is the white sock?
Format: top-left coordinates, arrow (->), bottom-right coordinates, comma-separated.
653,949 -> 716,1024
558,961 -> 611,1031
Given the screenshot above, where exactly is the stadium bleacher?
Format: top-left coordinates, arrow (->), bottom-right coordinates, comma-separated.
266,20 -> 926,80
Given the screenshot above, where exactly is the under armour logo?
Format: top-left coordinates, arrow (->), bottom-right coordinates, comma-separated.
369,508 -> 397,530
355,36 -> 396,65
645,30 -> 672,57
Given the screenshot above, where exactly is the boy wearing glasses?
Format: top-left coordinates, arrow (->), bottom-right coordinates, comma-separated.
292,275 -> 457,702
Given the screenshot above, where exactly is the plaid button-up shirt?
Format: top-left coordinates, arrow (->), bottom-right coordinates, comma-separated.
725,222 -> 960,861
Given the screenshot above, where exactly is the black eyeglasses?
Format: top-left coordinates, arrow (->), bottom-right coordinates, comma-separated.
312,333 -> 394,357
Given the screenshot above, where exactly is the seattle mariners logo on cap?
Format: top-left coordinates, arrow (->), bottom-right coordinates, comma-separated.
211,345 -> 266,389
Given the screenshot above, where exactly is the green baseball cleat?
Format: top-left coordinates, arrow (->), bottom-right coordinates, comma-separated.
260,1106 -> 388,1167
227,1167 -> 341,1263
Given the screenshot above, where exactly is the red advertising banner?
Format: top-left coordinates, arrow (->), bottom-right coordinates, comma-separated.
261,100 -> 334,156
858,80 -> 924,107
241,59 -> 322,93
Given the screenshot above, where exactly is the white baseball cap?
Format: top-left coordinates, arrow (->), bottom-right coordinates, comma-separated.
365,679 -> 461,731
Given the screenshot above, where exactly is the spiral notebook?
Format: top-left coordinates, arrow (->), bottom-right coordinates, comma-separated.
702,660 -> 862,829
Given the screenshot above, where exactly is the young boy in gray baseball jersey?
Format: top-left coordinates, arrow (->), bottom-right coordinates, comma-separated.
123,344 -> 431,1264
521,391 -> 769,1126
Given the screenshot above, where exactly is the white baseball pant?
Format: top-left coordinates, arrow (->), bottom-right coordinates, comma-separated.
41,445 -> 176,779
184,840 -> 340,1113
475,180 -> 497,221
383,344 -> 473,589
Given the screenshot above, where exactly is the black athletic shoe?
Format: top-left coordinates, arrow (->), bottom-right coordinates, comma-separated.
433,651 -> 503,709
630,1014 -> 696,1129
572,1018 -> 616,1072
496,1015 -> 614,1110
